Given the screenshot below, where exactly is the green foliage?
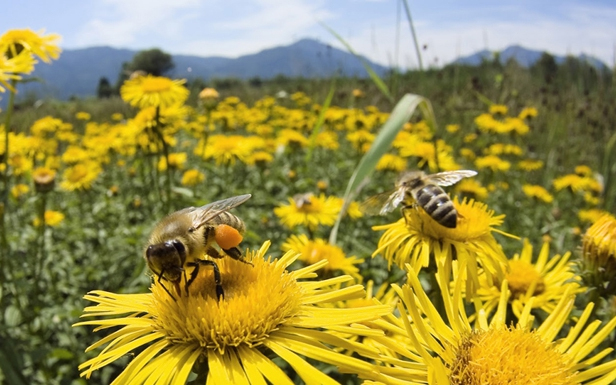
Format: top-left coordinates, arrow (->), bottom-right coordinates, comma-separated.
126,48 -> 174,76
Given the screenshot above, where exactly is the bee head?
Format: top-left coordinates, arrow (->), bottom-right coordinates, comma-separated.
145,240 -> 187,283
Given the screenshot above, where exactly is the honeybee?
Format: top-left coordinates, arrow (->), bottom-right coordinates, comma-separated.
144,194 -> 251,300
361,170 -> 477,228
292,192 -> 314,209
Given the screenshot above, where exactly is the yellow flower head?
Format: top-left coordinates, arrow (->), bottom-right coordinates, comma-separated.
282,234 -> 364,279
198,87 -> 219,100
180,169 -> 205,187
376,153 -> 407,172
475,155 -> 511,172
473,239 -> 583,319
120,75 -> 189,109
60,162 -> 101,191
518,159 -> 544,171
364,266 -> 616,385
0,52 -> 36,92
10,183 -> 29,199
582,213 -> 616,275
199,135 -> 264,166
32,166 -> 56,193
277,128 -> 309,148
522,184 -> 554,204
33,210 -> 65,227
75,111 -> 91,121
489,104 -> 508,115
157,152 -> 187,171
455,178 -> 489,201
274,193 -> 340,230
518,106 -> 538,120
352,89 -> 365,98
74,241 -> 389,384
372,198 -> 511,295
0,29 -> 61,63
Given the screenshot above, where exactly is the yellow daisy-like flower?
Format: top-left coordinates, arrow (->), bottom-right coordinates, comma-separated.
74,241 -> 389,384
575,164 -> 593,177
120,75 -> 189,109
372,198 -> 511,295
75,111 -> 91,121
364,266 -> 616,385
274,193 -> 340,230
199,135 -> 264,166
181,169 -> 205,186
582,213 -> 616,279
60,162 -> 102,191
246,151 -> 273,167
445,124 -> 460,133
578,208 -> 611,224
489,104 -> 508,115
111,113 -> 124,121
518,106 -> 538,119
276,128 -> 309,148
0,29 -> 61,63
0,51 -> 36,92
157,152 -> 187,171
376,153 -> 407,172
352,88 -> 365,98
33,210 -> 65,227
522,184 -> 554,204
518,159 -> 544,171
455,179 -> 488,201
10,183 -> 29,199
346,129 -> 375,152
475,155 -> 511,172
553,174 -> 602,193
472,239 -> 582,319
198,87 -> 219,100
32,166 -> 56,193
282,234 -> 364,279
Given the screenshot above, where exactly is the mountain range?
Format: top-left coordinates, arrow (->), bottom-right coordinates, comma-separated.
9,40 -> 609,101
453,45 -> 608,70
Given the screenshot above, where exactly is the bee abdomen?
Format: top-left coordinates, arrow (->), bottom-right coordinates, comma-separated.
416,185 -> 457,228
209,212 -> 246,233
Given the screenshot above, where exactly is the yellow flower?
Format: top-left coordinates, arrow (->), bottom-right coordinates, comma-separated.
455,178 -> 488,201
578,208 -> 611,224
346,129 -> 375,152
61,145 -> 90,164
459,147 -> 475,160
365,266 -> 616,385
60,162 -> 101,191
75,111 -> 91,121
518,106 -> 538,119
316,131 -> 340,150
575,164 -> 593,177
277,128 -> 309,148
475,154 -> 511,172
522,184 -> 554,203
376,153 -> 407,172
473,239 -> 583,319
120,75 -> 189,109
31,116 -> 72,138
282,234 -> 364,279
198,87 -> 219,100
0,29 -> 61,63
10,183 -> 29,199
274,193 -> 340,230
553,174 -> 602,193
352,89 -> 365,98
157,152 -> 187,171
32,167 -> 56,193
33,210 -> 65,227
111,113 -> 124,121
582,214 -> 616,281
489,104 -> 508,115
246,151 -> 273,166
373,198 -> 512,295
445,124 -> 460,133
74,241 -> 389,384
518,159 -> 544,171
181,169 -> 205,187
199,135 -> 264,166
0,52 -> 36,92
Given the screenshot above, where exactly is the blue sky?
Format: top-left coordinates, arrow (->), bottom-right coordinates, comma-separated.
4,0 -> 615,68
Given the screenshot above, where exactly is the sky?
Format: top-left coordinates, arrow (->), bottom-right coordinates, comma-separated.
3,0 -> 616,69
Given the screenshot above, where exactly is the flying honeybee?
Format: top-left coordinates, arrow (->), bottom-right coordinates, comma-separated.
292,192 -> 314,209
361,170 -> 477,228
144,194 -> 251,300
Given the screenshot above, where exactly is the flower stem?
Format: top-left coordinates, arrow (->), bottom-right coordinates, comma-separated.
36,193 -> 47,281
154,106 -> 171,212
0,79 -> 17,259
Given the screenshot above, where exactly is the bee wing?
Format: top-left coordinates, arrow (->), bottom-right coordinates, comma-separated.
190,194 -> 252,230
429,170 -> 477,186
361,189 -> 404,216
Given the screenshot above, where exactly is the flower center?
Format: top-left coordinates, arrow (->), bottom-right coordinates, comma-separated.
450,328 -> 575,385
505,260 -> 545,298
141,77 -> 173,93
67,164 -> 88,182
150,253 -> 303,354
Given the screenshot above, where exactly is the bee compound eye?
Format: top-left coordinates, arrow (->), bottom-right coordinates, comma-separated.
146,245 -> 155,257
171,240 -> 186,254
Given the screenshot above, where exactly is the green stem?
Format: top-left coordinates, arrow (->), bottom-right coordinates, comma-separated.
154,106 -> 171,212
1,79 -> 17,253
401,0 -> 423,71
36,193 -> 47,282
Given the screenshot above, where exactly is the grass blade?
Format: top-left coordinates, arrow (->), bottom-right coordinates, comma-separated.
321,23 -> 394,103
602,131 -> 616,212
329,93 -> 437,244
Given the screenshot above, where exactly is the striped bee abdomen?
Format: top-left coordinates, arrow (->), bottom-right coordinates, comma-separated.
415,184 -> 457,228
209,212 -> 246,233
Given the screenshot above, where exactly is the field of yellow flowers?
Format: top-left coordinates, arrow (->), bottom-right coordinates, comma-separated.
2,29 -> 616,384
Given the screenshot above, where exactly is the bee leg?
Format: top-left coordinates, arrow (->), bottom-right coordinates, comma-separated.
156,269 -> 177,301
186,260 -> 224,300
205,246 -> 224,259
400,204 -> 416,225
223,247 -> 253,266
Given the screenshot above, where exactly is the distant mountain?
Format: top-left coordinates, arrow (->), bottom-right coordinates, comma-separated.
13,38 -> 389,101
453,45 -> 609,69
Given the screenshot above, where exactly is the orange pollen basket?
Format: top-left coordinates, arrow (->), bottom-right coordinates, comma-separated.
215,224 -> 243,249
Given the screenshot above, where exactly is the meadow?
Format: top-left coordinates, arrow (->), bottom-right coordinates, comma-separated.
2,29 -> 616,384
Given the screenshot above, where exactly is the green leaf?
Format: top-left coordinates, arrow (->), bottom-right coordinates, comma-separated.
328,93 -> 437,244
321,23 -> 394,103
0,336 -> 28,385
4,305 -> 22,327
51,348 -> 75,360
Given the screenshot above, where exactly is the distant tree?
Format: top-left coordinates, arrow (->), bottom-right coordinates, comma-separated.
97,77 -> 114,98
126,48 -> 174,76
533,53 -> 558,83
248,77 -> 263,88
